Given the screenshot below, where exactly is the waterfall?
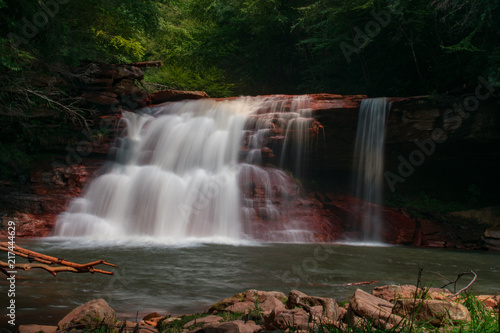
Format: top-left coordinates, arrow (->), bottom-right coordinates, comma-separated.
54,96 -> 317,242
352,98 -> 390,241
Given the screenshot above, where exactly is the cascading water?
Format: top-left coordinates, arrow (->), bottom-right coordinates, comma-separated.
54,96 -> 319,242
351,98 -> 390,241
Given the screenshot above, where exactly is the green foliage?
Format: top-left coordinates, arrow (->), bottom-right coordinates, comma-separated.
459,293 -> 499,333
145,64 -> 234,97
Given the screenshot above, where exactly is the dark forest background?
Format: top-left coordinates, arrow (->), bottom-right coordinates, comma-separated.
1,0 -> 499,176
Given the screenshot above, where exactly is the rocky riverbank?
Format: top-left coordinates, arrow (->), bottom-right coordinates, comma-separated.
14,286 -> 500,333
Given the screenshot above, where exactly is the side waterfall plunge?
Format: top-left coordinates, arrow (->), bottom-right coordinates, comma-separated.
54,96 -> 317,242
352,98 -> 390,241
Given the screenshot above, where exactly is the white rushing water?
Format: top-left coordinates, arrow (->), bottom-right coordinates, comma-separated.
54,96 -> 315,242
352,98 -> 390,241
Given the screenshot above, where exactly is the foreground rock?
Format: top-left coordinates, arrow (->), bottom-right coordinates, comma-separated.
57,299 -> 116,331
22,285 -> 499,332
347,289 -> 403,329
393,299 -> 470,326
18,325 -> 57,333
372,284 -> 453,302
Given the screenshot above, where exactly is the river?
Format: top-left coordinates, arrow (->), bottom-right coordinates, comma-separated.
2,238 -> 499,327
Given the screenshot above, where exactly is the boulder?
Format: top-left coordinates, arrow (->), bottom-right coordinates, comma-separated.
143,312 -> 163,321
259,295 -> 286,316
372,285 -> 419,302
240,290 -> 287,304
393,299 -> 470,326
347,289 -> 403,329
18,325 -> 57,333
286,290 -> 342,325
201,320 -> 261,333
476,295 -> 500,308
224,302 -> 255,315
268,308 -> 312,331
57,299 -> 116,330
425,287 -> 453,300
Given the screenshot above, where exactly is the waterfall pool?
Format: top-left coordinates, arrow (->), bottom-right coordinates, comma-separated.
2,239 -> 499,327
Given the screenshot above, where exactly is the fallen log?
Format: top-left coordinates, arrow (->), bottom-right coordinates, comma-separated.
123,60 -> 163,68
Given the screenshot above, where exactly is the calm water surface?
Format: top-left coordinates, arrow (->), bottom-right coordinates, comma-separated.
1,238 -> 499,327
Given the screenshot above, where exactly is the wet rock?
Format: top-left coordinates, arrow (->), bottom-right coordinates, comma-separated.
143,312 -> 163,321
347,289 -> 403,329
393,299 -> 470,326
58,299 -> 116,330
18,325 -> 57,333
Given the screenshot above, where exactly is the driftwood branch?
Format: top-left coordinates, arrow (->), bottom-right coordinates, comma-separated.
452,271 -> 477,296
0,242 -> 116,277
428,270 -> 477,296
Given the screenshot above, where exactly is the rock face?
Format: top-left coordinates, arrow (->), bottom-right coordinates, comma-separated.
0,158 -> 108,237
57,299 -> 116,330
484,226 -> 500,251
1,93 -> 498,245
